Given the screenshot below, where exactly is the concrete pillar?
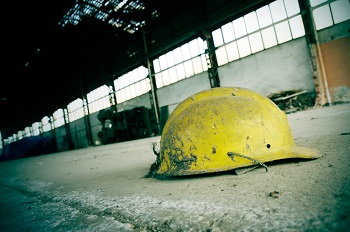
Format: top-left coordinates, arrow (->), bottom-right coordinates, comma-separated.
299,0 -> 332,106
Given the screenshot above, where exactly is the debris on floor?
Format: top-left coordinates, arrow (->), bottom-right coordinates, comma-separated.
268,89 -> 316,113
332,86 -> 350,103
144,142 -> 161,178
269,191 -> 280,198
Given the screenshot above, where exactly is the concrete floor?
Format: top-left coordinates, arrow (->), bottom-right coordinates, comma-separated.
1,103 -> 349,231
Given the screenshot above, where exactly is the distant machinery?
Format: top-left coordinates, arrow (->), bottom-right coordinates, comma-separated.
97,106 -> 158,145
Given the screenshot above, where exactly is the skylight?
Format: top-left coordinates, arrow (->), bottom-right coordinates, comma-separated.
59,0 -> 160,34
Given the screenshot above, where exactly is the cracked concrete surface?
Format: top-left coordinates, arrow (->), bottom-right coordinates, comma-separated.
1,103 -> 349,231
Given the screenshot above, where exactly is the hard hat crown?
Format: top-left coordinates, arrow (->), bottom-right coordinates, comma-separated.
156,87 -> 320,176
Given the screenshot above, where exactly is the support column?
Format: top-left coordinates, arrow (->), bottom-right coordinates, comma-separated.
108,82 -> 118,113
39,122 -> 43,134
202,30 -> 220,88
29,126 -> 34,137
143,31 -> 161,135
63,108 -> 74,150
299,0 -> 332,106
49,115 -> 56,144
0,129 -> 6,147
80,77 -> 93,147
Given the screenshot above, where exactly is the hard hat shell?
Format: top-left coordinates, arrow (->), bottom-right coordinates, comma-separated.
156,87 -> 321,176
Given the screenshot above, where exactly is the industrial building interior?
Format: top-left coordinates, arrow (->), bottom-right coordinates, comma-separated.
0,0 -> 349,231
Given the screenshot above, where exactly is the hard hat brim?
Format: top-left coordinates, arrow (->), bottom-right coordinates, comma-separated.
156,146 -> 322,176
258,145 -> 321,164
288,146 -> 322,159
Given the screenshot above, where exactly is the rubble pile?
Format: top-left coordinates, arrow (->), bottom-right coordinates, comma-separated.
268,89 -> 316,113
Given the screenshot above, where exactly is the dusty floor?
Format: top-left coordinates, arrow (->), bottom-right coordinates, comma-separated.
0,103 -> 349,231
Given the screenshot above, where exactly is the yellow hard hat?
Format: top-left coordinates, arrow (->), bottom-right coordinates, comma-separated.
156,87 -> 321,176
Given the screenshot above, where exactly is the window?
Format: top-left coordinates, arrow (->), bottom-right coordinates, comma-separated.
257,6 -> 273,28
233,17 -> 247,38
153,38 -> 208,88
270,0 -> 287,23
312,0 -> 350,30
114,66 -> 150,103
87,85 -> 110,113
245,12 -> 260,33
212,0 -> 303,66
68,98 -> 85,122
331,0 -> 350,24
42,116 -> 52,132
32,122 -> 41,136
261,26 -> 278,48
289,15 -> 305,38
221,22 -> 235,43
313,4 -> 333,30
53,109 -> 65,128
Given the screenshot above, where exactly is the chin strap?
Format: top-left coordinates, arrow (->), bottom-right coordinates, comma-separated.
227,152 -> 268,172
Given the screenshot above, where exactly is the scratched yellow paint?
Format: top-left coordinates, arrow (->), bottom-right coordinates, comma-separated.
157,87 -> 321,176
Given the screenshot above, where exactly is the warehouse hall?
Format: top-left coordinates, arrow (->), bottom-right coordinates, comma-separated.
1,0 -> 350,231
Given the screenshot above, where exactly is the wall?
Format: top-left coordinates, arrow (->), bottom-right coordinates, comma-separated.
157,72 -> 212,115
219,38 -> 316,97
70,119 -> 89,149
54,126 -> 69,152
318,21 -> 350,103
321,36 -> 350,103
